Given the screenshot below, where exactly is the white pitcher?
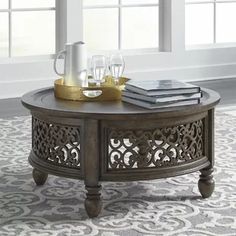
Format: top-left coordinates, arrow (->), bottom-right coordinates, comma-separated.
54,41 -> 87,86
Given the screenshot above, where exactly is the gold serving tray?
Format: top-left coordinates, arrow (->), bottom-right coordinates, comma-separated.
54,76 -> 128,102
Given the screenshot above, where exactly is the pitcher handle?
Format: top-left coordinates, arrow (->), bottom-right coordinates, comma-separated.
54,50 -> 66,76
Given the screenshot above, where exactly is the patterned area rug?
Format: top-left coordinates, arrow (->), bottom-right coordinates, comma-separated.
0,113 -> 236,236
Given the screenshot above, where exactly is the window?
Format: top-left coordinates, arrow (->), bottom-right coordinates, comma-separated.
83,0 -> 159,51
0,0 -> 55,58
186,0 -> 236,45
1,0 -> 236,99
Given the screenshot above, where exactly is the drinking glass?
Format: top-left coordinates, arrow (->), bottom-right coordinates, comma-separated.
91,55 -> 107,87
109,53 -> 125,85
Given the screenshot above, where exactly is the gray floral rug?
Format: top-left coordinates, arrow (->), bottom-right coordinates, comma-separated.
0,113 -> 236,236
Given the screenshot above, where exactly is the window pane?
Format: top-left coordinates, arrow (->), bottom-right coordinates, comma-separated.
12,0 -> 55,9
122,7 -> 158,49
12,11 -> 55,56
84,9 -> 118,50
216,3 -> 236,43
0,0 -> 8,9
0,13 -> 8,57
84,0 -> 118,6
185,4 -> 214,45
122,0 -> 158,4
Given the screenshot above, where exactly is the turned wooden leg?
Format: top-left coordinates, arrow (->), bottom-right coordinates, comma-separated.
85,185 -> 102,218
198,109 -> 215,198
198,167 -> 215,198
83,119 -> 102,218
32,168 -> 48,186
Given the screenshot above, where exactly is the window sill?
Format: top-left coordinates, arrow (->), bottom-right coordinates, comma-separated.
186,42 -> 236,51
87,47 -> 161,57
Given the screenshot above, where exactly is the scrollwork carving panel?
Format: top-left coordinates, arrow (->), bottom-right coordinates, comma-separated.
107,120 -> 204,170
32,117 -> 81,169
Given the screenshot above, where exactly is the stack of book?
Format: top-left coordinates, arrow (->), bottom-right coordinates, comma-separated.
122,79 -> 202,109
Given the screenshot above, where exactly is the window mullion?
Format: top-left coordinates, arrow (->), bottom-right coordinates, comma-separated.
214,0 -> 216,43
83,3 -> 159,9
159,0 -> 171,51
159,0 -> 185,52
118,0 -> 122,50
9,0 -> 12,57
56,0 -> 83,53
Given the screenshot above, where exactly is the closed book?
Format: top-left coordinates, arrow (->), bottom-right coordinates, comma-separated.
125,79 -> 200,96
122,90 -> 202,103
122,96 -> 200,109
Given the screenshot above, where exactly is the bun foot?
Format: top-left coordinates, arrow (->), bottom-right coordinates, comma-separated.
85,186 -> 102,218
85,198 -> 102,218
32,168 -> 48,186
198,168 -> 215,198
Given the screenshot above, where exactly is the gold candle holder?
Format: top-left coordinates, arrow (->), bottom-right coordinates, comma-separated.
54,76 -> 128,102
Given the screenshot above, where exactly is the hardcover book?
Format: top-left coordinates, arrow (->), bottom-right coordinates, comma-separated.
122,96 -> 200,109
125,79 -> 200,96
122,90 -> 202,103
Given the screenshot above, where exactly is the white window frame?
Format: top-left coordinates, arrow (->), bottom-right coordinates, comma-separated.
186,0 -> 236,48
0,1 -> 56,58
0,0 -> 83,99
83,1 -> 160,52
0,0 -> 236,99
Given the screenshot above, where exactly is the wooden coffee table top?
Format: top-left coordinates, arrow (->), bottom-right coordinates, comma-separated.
22,87 -> 220,119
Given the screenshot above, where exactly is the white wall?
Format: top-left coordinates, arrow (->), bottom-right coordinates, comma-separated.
0,60 -> 55,99
1,45 -> 236,99
0,55 -> 236,99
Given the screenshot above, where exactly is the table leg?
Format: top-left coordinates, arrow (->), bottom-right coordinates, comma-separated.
198,109 -> 215,198
83,119 -> 102,218
85,185 -> 102,218
32,168 -> 48,186
198,167 -> 214,198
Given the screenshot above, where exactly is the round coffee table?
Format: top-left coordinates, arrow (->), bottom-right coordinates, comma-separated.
22,87 -> 220,218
